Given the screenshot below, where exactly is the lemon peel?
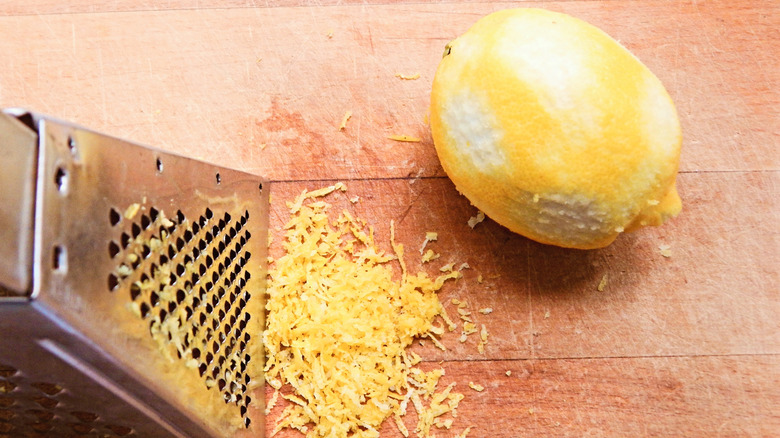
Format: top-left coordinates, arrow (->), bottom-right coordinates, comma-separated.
430,8 -> 682,249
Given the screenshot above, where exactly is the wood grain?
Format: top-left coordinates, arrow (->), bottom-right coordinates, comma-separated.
0,0 -> 777,436
265,355 -> 780,437
0,1 -> 777,182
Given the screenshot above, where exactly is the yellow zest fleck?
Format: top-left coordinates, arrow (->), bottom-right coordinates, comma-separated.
396,72 -> 421,80
339,110 -> 352,131
388,135 -> 422,143
467,211 -> 485,229
597,273 -> 608,292
124,203 -> 141,220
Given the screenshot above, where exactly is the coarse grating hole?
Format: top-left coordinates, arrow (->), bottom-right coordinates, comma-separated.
71,423 -> 94,433
216,173 -> 221,185
31,383 -> 62,396
0,380 -> 16,394
156,157 -> 163,173
0,364 -> 17,379
27,408 -> 54,421
71,411 -> 98,423
33,396 -> 58,409
107,424 -> 134,436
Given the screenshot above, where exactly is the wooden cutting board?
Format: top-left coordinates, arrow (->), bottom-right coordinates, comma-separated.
1,0 -> 777,436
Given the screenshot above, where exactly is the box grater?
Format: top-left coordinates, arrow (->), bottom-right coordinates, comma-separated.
0,108 -> 268,437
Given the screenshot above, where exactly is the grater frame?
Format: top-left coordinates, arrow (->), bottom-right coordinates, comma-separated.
0,109 -> 268,437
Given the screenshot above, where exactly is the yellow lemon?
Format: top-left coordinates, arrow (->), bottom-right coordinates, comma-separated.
430,8 -> 682,249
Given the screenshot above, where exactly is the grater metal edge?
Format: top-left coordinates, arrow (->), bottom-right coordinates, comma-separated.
0,109 -> 268,437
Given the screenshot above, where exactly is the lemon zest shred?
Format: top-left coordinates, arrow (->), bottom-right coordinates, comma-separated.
388,134 -> 422,143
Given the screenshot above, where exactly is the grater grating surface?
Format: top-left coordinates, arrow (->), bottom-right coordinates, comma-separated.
0,109 -> 268,437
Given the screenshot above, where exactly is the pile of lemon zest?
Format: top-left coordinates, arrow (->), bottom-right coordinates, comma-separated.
265,185 -> 465,437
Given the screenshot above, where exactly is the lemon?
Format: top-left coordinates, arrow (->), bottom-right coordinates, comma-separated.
430,8 -> 682,249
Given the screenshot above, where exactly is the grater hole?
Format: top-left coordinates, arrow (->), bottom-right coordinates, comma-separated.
33,396 -> 58,409
52,245 -> 67,272
120,232 -> 131,249
109,208 -> 122,226
71,423 -> 93,433
130,282 -> 141,301
108,241 -> 120,258
71,411 -> 98,423
27,408 -> 54,421
216,173 -> 221,185
31,382 -> 62,396
156,158 -> 163,173
0,380 -> 16,394
131,222 -> 142,239
205,208 -> 213,220
140,302 -> 150,318
32,422 -> 54,432
54,166 -> 68,192
140,214 -> 151,230
108,274 -> 119,291
107,424 -> 133,436
149,207 -> 159,222
0,364 -> 17,379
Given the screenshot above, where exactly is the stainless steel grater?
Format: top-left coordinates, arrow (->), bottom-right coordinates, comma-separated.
0,108 -> 268,437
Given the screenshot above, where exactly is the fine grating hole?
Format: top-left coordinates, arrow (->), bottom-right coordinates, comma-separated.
130,283 -> 141,301
108,241 -> 120,258
109,208 -> 121,226
205,208 -> 213,219
140,302 -> 150,318
131,222 -> 142,238
120,232 -> 131,249
149,207 -> 159,222
140,214 -> 151,230
108,274 -> 119,291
